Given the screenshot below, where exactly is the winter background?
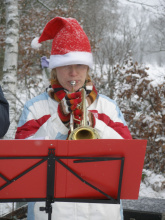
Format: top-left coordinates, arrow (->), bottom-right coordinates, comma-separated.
0,0 -> 165,218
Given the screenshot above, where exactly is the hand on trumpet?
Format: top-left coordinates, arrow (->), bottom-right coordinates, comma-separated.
58,91 -> 82,124
73,107 -> 95,127
58,90 -> 96,128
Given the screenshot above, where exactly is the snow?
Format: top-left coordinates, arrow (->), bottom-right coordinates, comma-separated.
139,169 -> 165,199
145,64 -> 165,86
95,62 -> 165,88
155,137 -> 165,142
6,28 -> 18,35
5,37 -> 14,44
0,203 -> 16,217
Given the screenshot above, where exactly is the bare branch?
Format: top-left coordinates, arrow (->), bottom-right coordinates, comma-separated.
9,90 -> 25,107
36,0 -> 53,11
145,49 -> 165,54
126,0 -> 159,9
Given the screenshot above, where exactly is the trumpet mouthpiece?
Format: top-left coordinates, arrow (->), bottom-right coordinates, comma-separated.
70,81 -> 76,86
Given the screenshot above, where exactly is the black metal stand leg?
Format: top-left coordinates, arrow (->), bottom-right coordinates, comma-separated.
48,207 -> 52,220
40,203 -> 52,220
48,213 -> 51,220
40,149 -> 55,220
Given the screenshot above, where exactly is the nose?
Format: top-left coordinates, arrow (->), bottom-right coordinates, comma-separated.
69,66 -> 78,76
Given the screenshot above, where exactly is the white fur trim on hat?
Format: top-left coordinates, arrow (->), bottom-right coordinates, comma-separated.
49,52 -> 93,69
31,37 -> 42,49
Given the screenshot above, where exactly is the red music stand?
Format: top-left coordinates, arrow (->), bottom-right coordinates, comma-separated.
0,139 -> 147,220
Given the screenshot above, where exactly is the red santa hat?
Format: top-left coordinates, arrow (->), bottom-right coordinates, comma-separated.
31,17 -> 93,69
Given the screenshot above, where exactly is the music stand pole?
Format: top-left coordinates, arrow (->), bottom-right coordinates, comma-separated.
40,149 -> 55,220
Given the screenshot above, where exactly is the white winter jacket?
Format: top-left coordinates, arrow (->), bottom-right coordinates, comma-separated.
16,91 -> 131,220
16,91 -> 131,140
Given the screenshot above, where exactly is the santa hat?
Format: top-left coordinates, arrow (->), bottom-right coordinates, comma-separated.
31,17 -> 93,69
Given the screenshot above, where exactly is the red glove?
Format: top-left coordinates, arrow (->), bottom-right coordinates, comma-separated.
73,109 -> 82,125
73,109 -> 96,127
58,91 -> 82,124
62,91 -> 82,114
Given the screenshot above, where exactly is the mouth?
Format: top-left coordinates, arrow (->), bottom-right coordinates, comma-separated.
69,80 -> 79,85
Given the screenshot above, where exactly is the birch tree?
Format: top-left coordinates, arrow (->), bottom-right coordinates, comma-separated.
2,0 -> 19,139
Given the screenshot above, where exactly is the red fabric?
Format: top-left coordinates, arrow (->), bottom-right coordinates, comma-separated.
69,104 -> 76,111
66,91 -> 82,112
90,110 -> 132,139
52,84 -> 63,90
55,90 -> 66,101
67,91 -> 82,100
73,109 -> 82,125
70,98 -> 82,105
15,115 -> 51,139
74,109 -> 82,116
58,105 -> 70,123
74,115 -> 81,124
38,17 -> 91,55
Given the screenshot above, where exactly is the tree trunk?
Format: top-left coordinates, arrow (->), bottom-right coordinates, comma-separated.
2,0 -> 19,139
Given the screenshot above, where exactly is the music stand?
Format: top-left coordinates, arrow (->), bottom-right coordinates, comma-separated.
0,139 -> 147,220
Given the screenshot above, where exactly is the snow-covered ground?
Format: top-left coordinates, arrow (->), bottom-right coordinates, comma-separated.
139,169 -> 165,199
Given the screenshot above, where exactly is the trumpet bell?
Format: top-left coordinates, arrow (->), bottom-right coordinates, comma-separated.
68,126 -> 100,140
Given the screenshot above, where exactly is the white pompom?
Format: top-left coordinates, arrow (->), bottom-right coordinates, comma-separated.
31,37 -> 42,49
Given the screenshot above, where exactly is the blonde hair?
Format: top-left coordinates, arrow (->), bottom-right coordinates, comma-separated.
50,69 -> 57,81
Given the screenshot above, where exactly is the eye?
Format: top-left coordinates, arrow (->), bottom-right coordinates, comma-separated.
77,64 -> 86,69
62,65 -> 71,70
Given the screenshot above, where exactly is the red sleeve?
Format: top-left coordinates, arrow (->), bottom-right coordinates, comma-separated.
90,110 -> 132,139
15,115 -> 51,139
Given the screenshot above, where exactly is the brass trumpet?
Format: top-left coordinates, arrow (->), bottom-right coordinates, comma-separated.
68,81 -> 100,140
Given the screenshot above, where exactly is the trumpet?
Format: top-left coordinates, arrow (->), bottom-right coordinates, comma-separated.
68,81 -> 100,140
